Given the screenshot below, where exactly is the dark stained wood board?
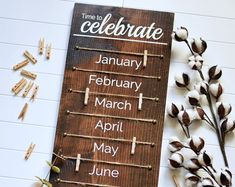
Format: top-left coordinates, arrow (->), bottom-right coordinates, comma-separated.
49,3 -> 174,187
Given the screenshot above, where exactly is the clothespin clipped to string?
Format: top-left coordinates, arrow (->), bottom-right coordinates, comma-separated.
75,154 -> 81,172
131,137 -> 137,155
138,93 -> 143,111
84,87 -> 90,105
143,50 -> 148,67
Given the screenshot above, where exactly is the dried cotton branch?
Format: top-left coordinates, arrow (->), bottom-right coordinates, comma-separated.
168,26 -> 235,186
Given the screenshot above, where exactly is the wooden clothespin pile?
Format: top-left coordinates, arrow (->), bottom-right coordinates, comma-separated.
10,38 -> 52,160
11,37 -> 52,121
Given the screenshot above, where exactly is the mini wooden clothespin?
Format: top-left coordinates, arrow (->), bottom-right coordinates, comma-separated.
30,85 -> 39,101
15,80 -> 27,95
12,78 -> 26,93
22,81 -> 34,97
39,38 -> 45,55
46,44 -> 52,60
23,50 -> 37,64
24,142 -> 36,160
18,103 -> 28,121
131,137 -> 137,155
12,78 -> 27,95
21,69 -> 37,80
138,93 -> 143,111
143,50 -> 148,67
75,154 -> 81,172
84,87 -> 90,105
13,59 -> 29,71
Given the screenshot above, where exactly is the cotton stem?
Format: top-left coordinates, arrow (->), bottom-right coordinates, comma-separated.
206,93 -> 229,167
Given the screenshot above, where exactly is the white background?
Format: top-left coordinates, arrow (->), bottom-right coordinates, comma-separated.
0,0 -> 235,186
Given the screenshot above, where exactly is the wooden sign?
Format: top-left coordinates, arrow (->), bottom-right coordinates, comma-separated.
49,3 -> 174,187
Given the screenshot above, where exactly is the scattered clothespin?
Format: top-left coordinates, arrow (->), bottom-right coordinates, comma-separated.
14,80 -> 27,95
138,93 -> 143,111
21,69 -> 37,80
30,85 -> 39,101
12,78 -> 26,92
12,78 -> 27,95
39,38 -> 45,55
46,44 -> 52,60
131,137 -> 137,155
22,81 -> 34,97
84,87 -> 90,105
13,59 -> 29,71
12,78 -> 25,91
18,103 -> 28,121
23,50 -> 37,64
75,154 -> 81,172
24,142 -> 36,160
143,50 -> 148,67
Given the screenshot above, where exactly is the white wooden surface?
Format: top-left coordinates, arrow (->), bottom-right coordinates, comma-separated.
0,0 -> 235,186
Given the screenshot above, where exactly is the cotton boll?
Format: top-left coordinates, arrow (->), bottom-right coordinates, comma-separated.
188,55 -> 204,70
188,136 -> 205,153
185,158 -> 201,171
209,83 -> 223,100
168,152 -> 184,169
191,38 -> 207,55
177,110 -> 195,126
168,136 -> 184,152
167,103 -> 184,118
172,27 -> 188,42
220,118 -> 235,134
215,168 -> 232,186
208,65 -> 222,81
216,102 -> 232,119
174,73 -> 190,88
194,107 -> 205,120
198,151 -> 213,166
185,173 -> 200,187
195,81 -> 208,95
186,90 -> 200,106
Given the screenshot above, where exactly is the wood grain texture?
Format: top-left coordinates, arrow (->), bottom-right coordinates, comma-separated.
0,1 -> 235,187
49,3 -> 174,187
